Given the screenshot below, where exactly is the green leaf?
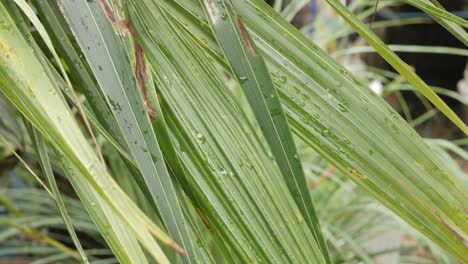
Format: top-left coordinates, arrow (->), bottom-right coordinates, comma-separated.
0,2 -> 179,262
401,0 -> 468,28
148,0 -> 468,260
324,0 -> 468,135
56,1 -> 197,261
425,0 -> 468,46
199,0 -> 329,262
26,122 -> 90,264
332,44 -> 468,58
129,0 -> 330,262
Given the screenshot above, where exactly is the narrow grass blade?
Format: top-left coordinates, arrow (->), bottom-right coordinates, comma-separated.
426,0 -> 468,46
26,123 -> 89,264
332,44 -> 468,58
401,0 -> 468,28
324,0 -> 468,135
0,217 -> 80,261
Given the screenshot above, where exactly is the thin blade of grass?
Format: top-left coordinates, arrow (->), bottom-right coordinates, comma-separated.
425,0 -> 468,46
26,123 -> 89,264
324,0 -> 468,135
401,0 -> 468,28
332,44 -> 468,58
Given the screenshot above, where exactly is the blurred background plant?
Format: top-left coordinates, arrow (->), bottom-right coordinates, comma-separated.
0,0 -> 466,263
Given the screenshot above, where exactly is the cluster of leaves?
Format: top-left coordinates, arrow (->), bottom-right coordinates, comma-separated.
0,0 -> 466,263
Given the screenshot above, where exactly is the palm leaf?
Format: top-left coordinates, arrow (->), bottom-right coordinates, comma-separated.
0,2 -> 180,262
55,1 -> 197,261
129,0 -> 329,262
199,0 -> 329,261
144,0 -> 468,260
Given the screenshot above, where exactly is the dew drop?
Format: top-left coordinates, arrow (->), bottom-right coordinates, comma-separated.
220,169 -> 228,176
277,76 -> 287,84
196,133 -> 206,143
239,76 -> 248,83
321,129 -> 331,137
267,151 -> 274,160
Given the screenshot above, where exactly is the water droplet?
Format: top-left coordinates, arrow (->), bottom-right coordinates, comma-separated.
196,238 -> 203,247
237,75 -> 247,84
91,202 -> 96,207
220,169 -> 228,176
196,133 -> 206,143
267,151 -> 274,160
321,129 -> 331,137
277,76 -> 287,84
269,107 -> 282,116
86,162 -> 95,171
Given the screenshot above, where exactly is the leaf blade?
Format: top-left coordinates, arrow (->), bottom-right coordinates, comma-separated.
200,0 -> 329,262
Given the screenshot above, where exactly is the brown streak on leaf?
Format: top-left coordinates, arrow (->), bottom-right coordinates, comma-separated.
99,0 -> 116,23
415,161 -> 425,170
99,0 -> 128,36
347,168 -> 367,180
169,242 -> 187,256
125,4 -> 157,120
437,213 -> 465,243
226,0 -> 257,55
196,208 -> 213,233
237,18 -> 257,55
